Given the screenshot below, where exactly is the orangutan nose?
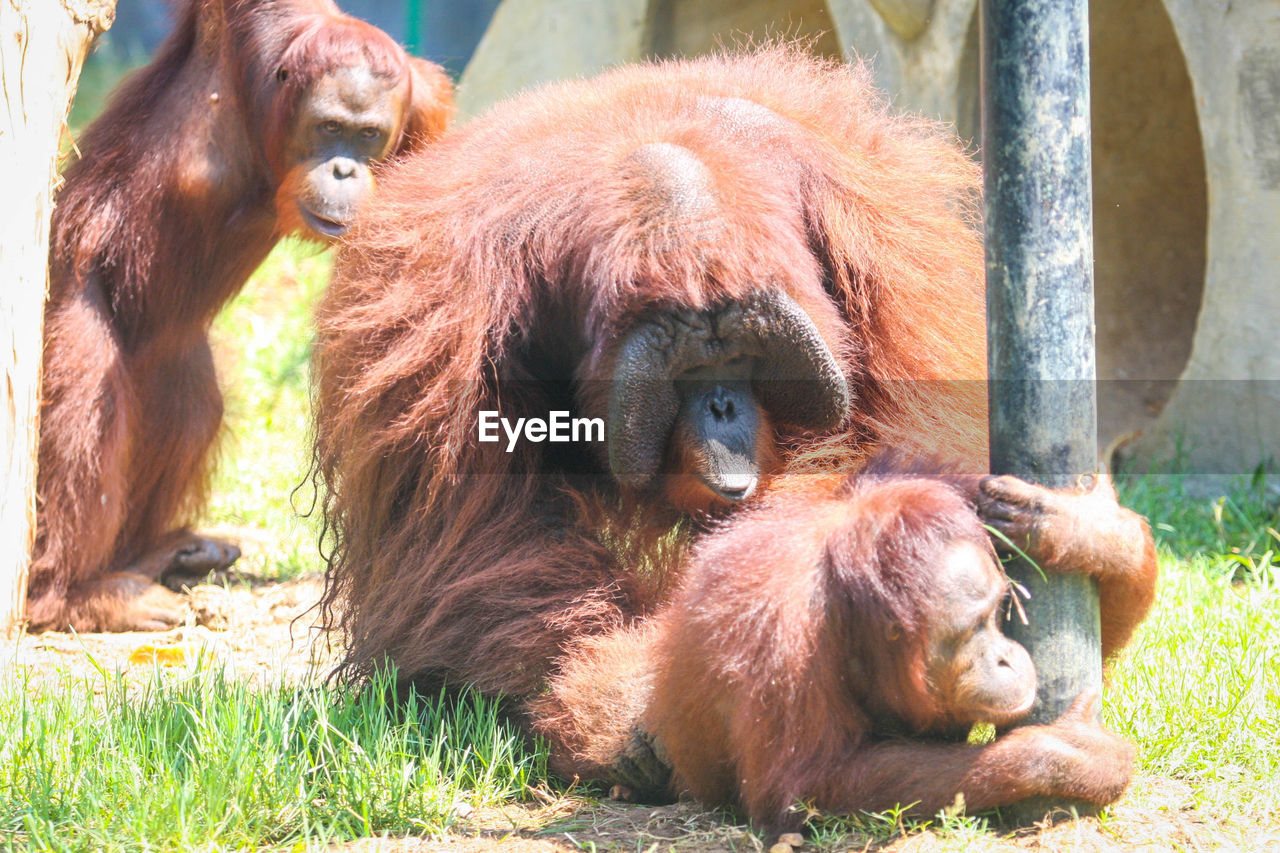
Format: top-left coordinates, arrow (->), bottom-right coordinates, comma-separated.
332,157 -> 358,179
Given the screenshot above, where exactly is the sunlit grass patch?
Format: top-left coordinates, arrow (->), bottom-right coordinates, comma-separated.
205,239 -> 332,580
0,664 -> 545,852
1112,465 -> 1280,822
1105,524 -> 1280,824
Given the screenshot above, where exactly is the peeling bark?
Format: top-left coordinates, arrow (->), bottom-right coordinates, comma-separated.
0,0 -> 117,636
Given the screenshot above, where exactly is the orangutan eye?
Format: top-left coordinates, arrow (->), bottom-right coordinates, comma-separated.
321,120 -> 343,134
359,127 -> 380,139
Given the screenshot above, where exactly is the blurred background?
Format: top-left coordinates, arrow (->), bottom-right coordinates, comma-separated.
86,0 -> 501,73
74,0 -> 1280,477
72,0 -> 502,126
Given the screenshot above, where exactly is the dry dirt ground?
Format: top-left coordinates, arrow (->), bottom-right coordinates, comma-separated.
7,566 -> 1275,852
8,574 -> 335,691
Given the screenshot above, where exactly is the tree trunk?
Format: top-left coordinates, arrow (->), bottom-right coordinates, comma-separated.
0,0 -> 116,637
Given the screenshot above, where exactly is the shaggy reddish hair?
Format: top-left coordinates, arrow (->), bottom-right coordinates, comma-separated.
29,0 -> 451,632
313,46 -> 987,775
644,455 -> 1149,832
315,50 -> 1162,820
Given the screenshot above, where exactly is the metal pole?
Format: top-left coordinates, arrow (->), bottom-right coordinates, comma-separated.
981,0 -> 1103,819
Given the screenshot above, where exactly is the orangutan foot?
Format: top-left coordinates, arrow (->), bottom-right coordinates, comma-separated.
122,529 -> 241,590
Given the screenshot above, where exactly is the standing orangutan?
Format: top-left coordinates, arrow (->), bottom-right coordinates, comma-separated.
30,0 -> 452,632
313,48 -> 1156,821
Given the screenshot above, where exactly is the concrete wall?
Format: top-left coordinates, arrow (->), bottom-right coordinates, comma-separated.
459,0 -> 1280,475
457,0 -> 651,113
1128,0 -> 1280,476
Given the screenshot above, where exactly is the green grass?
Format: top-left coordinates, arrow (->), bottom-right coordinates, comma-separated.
68,53 -> 147,135
2,241 -> 1277,849
0,667 -> 545,851
204,239 -> 332,579
0,243 -> 550,851
1109,470 -> 1280,821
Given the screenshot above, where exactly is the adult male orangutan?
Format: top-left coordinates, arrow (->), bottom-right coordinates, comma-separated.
313,48 -> 1156,827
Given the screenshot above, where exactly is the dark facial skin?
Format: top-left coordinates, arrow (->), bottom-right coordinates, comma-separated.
917,539 -> 1037,735
670,358 -> 762,501
605,291 -> 849,511
287,65 -> 404,237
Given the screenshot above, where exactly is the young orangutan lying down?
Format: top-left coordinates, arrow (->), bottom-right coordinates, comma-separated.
645,455 -> 1157,832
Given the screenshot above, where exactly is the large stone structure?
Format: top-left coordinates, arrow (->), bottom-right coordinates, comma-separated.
459,0 -> 1280,476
